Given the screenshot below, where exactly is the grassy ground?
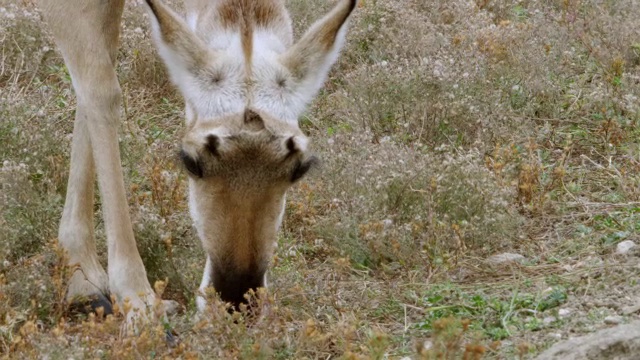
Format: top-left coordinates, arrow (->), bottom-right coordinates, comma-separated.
1,0 -> 640,358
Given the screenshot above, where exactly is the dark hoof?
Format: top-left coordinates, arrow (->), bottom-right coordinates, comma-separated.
165,329 -> 180,348
68,293 -> 113,316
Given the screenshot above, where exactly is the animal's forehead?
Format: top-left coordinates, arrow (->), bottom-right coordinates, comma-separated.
189,110 -> 303,136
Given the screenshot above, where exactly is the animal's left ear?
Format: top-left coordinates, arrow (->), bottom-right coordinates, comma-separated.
279,0 -> 357,104
144,0 -> 216,97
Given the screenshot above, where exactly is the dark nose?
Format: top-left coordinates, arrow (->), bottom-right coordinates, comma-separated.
212,265 -> 265,309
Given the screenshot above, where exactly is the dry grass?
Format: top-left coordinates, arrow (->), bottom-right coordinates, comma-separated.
1,0 -> 640,358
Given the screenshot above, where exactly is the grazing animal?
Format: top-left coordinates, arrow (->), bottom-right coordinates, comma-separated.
37,0 -> 356,318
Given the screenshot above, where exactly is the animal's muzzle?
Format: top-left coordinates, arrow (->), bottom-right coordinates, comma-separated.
212,265 -> 266,308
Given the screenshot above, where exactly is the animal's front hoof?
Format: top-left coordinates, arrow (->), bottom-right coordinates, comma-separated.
68,292 -> 113,316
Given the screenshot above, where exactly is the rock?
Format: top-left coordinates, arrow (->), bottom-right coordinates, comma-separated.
422,340 -> 433,351
543,316 -> 556,325
558,308 -> 572,318
541,287 -> 555,296
616,240 -> 637,255
487,253 -> 525,265
583,301 -> 594,309
604,316 -> 624,325
593,300 -> 619,310
548,333 -> 562,340
536,321 -> 640,360
622,304 -> 640,315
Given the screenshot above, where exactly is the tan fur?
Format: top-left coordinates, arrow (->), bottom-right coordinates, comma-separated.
149,0 -> 211,70
181,109 -> 316,306
213,0 -> 287,88
38,0 -> 355,316
216,0 -> 282,29
240,1 -> 254,78
281,0 -> 357,79
212,0 -> 254,67
37,0 -> 159,315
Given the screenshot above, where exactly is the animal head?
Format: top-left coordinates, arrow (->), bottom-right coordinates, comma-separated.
144,0 -> 356,308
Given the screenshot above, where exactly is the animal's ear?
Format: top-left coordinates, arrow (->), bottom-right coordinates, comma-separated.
279,0 -> 357,104
144,0 -> 214,92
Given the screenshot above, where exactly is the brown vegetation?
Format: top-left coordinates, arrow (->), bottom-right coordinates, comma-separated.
1,0 -> 639,358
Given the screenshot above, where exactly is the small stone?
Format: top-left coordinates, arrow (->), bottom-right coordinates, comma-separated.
616,240 -> 636,255
541,287 -> 555,296
536,320 -> 640,359
604,316 -> 623,325
548,333 -> 562,340
543,316 -> 556,325
622,304 -> 640,315
487,253 -> 525,265
558,308 -> 572,318
422,340 -> 433,351
583,301 -> 595,309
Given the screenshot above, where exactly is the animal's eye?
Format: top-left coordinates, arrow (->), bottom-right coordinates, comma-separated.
180,149 -> 203,178
291,156 -> 319,183
205,135 -> 220,157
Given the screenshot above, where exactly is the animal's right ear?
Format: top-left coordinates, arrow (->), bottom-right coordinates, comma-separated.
279,0 -> 357,105
144,0 -> 214,93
